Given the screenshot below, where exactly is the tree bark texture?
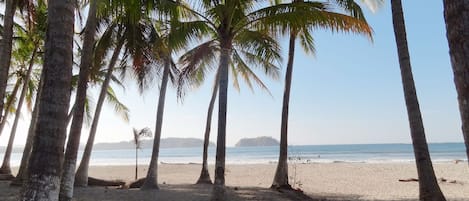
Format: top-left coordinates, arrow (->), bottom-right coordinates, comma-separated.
443,0 -> 469,167
20,0 -> 74,200
391,1 -> 446,200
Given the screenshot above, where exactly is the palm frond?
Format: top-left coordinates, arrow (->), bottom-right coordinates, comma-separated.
106,86 -> 130,122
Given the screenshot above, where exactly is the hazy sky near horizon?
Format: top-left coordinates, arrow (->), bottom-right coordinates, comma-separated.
0,1 -> 463,147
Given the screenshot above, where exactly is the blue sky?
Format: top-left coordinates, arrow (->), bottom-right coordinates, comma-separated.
1,0 -> 463,147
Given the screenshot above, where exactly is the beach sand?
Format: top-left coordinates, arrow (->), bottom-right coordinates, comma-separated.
1,163 -> 468,200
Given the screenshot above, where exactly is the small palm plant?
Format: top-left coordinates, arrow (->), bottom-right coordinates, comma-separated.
133,127 -> 152,180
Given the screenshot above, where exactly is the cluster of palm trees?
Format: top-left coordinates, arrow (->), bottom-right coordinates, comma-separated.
0,0 -> 467,201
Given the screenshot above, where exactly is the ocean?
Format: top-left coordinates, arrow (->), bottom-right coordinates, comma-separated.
2,143 -> 466,166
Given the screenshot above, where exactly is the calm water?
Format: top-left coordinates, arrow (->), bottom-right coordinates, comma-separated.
3,143 -> 466,166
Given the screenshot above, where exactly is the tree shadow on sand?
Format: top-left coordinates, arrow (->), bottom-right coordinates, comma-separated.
0,181 -> 403,201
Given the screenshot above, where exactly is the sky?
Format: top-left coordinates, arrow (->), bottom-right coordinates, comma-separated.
0,1 -> 464,147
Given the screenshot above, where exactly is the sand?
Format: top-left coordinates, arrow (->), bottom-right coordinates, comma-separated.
1,162 -> 468,200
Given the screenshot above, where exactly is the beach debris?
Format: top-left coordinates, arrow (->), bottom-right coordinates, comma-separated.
454,159 -> 463,164
128,178 -> 146,188
438,177 -> 459,184
87,177 -> 125,187
398,178 -> 418,182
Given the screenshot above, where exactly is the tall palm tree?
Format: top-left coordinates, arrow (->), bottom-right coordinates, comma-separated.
0,36 -> 39,176
443,0 -> 469,166
178,36 -> 279,185
177,1 -> 331,199
20,0 -> 74,200
391,0 -> 446,200
59,0 -> 99,199
11,68 -> 43,186
75,0 -> 161,187
140,17 -> 194,191
74,29 -> 127,187
0,0 -> 16,124
269,0 -> 375,189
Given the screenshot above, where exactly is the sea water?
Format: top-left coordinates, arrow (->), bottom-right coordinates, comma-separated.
2,143 -> 466,166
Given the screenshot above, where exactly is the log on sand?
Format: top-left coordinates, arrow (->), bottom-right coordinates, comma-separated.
87,177 -> 125,187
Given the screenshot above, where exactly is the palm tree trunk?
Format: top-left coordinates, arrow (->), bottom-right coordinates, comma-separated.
0,78 -> 22,135
0,0 -> 16,129
391,1 -> 446,200
272,33 -> 296,190
20,0 -> 74,199
141,58 -> 171,190
0,43 -> 37,175
75,39 -> 124,187
59,1 -> 98,200
196,76 -> 219,185
211,44 -> 231,201
11,68 -> 44,186
443,0 -> 469,167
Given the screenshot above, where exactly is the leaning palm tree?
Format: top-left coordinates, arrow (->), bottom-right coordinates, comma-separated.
133,127 -> 152,180
0,26 -> 40,176
75,0 -> 159,187
0,0 -> 35,132
269,0 -> 376,189
140,15 -> 197,191
443,0 -> 469,166
0,0 -> 16,123
20,0 -> 74,199
59,0 -> 100,199
391,0 -> 446,200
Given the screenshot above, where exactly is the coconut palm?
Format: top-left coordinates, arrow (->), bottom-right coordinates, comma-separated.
1,0 -> 45,179
179,1 -> 375,198
0,0 -> 36,132
75,25 -> 128,186
390,0 -> 446,200
59,0 -> 99,199
0,0 -> 16,123
268,0 -> 377,189
20,0 -> 74,199
140,14 -> 199,190
178,34 -> 280,185
132,127 -> 152,180
11,69 -> 43,186
0,32 -> 39,176
443,0 -> 469,166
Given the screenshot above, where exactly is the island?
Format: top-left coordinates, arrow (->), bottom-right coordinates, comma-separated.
93,137 -> 215,150
235,136 -> 279,147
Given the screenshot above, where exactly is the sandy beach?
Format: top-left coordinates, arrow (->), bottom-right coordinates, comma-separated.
1,162 -> 468,200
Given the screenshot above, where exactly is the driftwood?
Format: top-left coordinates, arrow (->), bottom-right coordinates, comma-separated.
0,174 -> 14,180
399,177 -> 458,184
87,177 -> 125,187
398,178 -> 418,182
129,178 -> 146,189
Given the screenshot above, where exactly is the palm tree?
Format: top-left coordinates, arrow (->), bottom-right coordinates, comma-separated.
11,69 -> 43,186
140,18 -> 192,191
59,0 -> 99,199
0,0 -> 16,124
20,0 -> 74,200
269,0 -> 375,189
178,37 -> 279,185
74,27 -> 128,187
390,0 -> 446,200
443,0 -> 469,166
132,127 -> 152,180
178,1 -> 333,199
0,35 -> 39,176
